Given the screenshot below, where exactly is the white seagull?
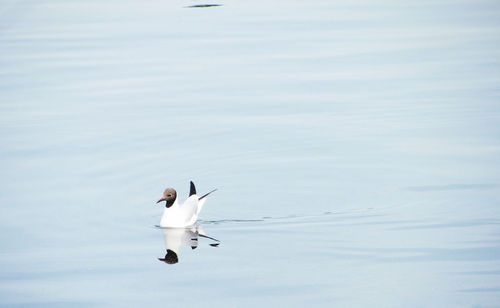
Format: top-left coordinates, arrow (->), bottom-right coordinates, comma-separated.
156,181 -> 216,228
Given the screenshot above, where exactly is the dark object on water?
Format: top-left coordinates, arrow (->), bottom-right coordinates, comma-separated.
199,233 -> 220,242
185,4 -> 222,8
158,249 -> 179,264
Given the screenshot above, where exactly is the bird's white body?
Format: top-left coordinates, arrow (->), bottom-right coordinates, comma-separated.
157,181 -> 215,228
160,194 -> 208,228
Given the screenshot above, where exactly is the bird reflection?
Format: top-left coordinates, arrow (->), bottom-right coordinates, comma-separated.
158,224 -> 219,264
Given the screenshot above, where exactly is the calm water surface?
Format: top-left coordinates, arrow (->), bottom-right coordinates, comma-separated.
1,0 -> 500,307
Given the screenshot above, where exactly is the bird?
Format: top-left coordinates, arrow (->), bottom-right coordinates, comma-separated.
156,181 -> 217,228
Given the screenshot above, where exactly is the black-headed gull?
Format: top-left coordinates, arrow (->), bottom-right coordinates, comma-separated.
156,181 -> 216,228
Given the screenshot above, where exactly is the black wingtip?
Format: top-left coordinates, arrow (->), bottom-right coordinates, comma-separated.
189,181 -> 196,196
199,189 -> 217,201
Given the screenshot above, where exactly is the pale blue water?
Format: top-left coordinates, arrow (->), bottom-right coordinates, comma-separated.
1,0 -> 500,307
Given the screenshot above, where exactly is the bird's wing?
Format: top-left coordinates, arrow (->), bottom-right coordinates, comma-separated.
196,198 -> 207,216
196,189 -> 216,215
199,189 -> 217,201
179,195 -> 199,223
189,181 -> 196,196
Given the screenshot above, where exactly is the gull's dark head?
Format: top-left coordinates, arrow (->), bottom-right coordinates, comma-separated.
156,188 -> 177,208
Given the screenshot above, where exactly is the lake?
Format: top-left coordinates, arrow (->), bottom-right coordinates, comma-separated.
1,0 -> 500,307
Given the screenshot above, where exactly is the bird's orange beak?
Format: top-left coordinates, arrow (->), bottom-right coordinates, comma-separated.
156,198 -> 166,204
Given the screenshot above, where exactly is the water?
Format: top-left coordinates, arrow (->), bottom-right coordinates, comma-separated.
1,0 -> 500,306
